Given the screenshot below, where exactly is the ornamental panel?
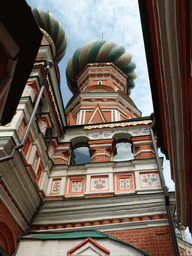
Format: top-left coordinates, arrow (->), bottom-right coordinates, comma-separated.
66,177 -> 85,196
115,174 -> 134,193
140,172 -> 161,188
90,176 -> 109,192
50,179 -> 61,195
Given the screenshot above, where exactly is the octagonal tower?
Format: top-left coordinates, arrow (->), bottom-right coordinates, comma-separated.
65,40 -> 141,125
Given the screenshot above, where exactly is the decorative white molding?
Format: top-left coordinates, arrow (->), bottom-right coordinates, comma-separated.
134,149 -> 155,157
88,106 -> 106,124
91,153 -> 111,160
133,140 -> 153,145
89,144 -> 113,148
53,156 -> 69,162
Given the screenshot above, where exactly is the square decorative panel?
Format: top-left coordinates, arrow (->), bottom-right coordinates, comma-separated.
91,176 -> 109,192
140,172 -> 161,188
120,178 -> 130,189
51,179 -> 61,194
72,181 -> 82,192
66,177 -> 85,195
116,174 -> 134,192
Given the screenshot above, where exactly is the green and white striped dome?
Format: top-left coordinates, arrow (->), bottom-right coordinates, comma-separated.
32,8 -> 67,63
66,40 -> 137,93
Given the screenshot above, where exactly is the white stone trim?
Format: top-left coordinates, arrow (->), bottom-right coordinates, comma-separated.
91,153 -> 111,160
55,146 -> 71,153
88,106 -> 106,124
134,149 -> 154,157
133,140 -> 154,145
89,144 -> 113,148
53,156 -> 69,162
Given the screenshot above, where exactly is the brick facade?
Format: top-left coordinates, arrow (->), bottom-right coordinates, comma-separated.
105,227 -> 175,256
0,201 -> 22,256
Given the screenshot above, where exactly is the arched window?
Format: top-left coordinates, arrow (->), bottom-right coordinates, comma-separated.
73,146 -> 91,164
70,136 -> 91,165
112,133 -> 133,161
113,140 -> 134,161
113,141 -> 133,161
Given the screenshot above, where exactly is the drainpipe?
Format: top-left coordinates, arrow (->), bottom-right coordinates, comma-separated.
0,60 -> 54,163
149,120 -> 180,256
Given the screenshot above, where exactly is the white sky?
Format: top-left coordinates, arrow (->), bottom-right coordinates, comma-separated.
26,0 -> 191,243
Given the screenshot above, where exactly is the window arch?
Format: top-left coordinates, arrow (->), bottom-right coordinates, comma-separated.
113,141 -> 134,161
70,136 -> 91,165
73,146 -> 91,164
113,133 -> 133,161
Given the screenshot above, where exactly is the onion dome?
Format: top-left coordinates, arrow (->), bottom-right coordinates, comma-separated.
32,8 -> 67,63
66,39 -> 137,93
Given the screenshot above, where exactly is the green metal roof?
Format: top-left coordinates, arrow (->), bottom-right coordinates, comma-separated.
27,230 -> 149,255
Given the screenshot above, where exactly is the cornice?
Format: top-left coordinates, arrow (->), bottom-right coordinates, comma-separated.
65,92 -> 141,117
77,62 -> 127,83
31,215 -> 169,232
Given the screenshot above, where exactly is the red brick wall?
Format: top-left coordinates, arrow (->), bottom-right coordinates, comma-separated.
0,200 -> 23,255
105,226 -> 175,256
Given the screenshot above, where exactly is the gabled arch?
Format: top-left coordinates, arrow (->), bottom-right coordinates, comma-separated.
67,237 -> 110,256
112,132 -> 132,143
70,136 -> 89,150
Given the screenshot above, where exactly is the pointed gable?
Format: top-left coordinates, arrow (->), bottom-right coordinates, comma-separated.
67,237 -> 110,256
88,104 -> 106,124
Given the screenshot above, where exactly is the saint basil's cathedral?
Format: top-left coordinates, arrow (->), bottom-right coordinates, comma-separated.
0,4 -> 191,256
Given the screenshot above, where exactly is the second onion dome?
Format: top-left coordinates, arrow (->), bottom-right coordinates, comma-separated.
32,8 -> 67,63
66,39 -> 137,93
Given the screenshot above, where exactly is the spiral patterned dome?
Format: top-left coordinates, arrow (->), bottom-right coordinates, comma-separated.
66,39 -> 137,93
32,8 -> 67,63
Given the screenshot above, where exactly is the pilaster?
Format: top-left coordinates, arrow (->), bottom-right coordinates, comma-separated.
131,135 -> 156,159
53,142 -> 73,164
88,139 -> 115,162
